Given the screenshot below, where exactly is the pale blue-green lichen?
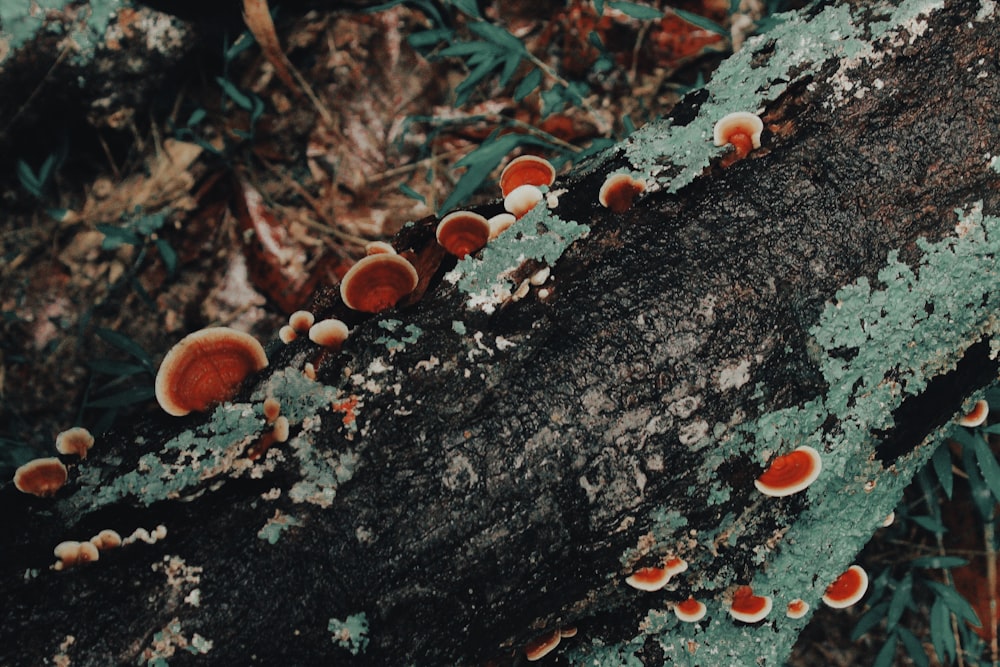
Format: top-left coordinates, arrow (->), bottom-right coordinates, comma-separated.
375,319 -> 423,351
328,613 -> 369,656
257,510 -> 302,544
578,204 -> 1000,664
446,206 -> 588,311
452,320 -> 467,335
622,0 -> 945,195
1,0 -> 126,64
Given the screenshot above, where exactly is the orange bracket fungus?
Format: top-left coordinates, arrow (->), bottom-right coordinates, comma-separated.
822,565 -> 869,609
364,240 -> 396,256
664,556 -> 688,577
524,628 -> 561,662
435,211 -> 491,258
754,445 -> 822,497
674,597 -> 707,623
13,457 -> 68,497
154,327 -> 269,417
625,566 -> 672,592
288,310 -> 315,333
499,155 -> 555,197
957,399 -> 989,427
487,213 -> 516,240
53,540 -> 99,570
55,427 -> 95,459
90,529 -> 123,551
263,397 -> 281,423
713,111 -> 764,159
278,325 -> 298,344
504,184 -> 544,219
785,599 -> 809,619
598,174 -> 646,214
728,586 -> 773,623
309,318 -> 350,350
339,253 -> 418,313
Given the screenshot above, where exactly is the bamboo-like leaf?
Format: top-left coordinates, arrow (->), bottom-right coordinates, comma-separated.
927,580 -> 981,628
886,572 -> 912,630
850,601 -> 888,641
672,8 -> 729,35
872,632 -> 898,667
931,442 -> 954,499
897,626 -> 929,667
514,68 -> 542,102
911,555 -> 968,569
973,432 -> 1000,504
85,385 -> 155,409
930,596 -> 956,664
95,328 -> 154,370
608,0 -> 664,19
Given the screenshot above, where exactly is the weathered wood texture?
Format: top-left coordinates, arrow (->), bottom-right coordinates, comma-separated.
3,0 -> 1000,664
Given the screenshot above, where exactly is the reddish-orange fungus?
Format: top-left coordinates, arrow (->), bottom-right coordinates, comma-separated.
309,318 -> 350,350
729,586 -> 772,623
713,112 -> 764,159
524,629 -> 561,661
598,174 -> 646,213
822,565 -> 869,609
958,399 -> 989,427
625,566 -> 671,591
339,254 -> 418,313
786,599 -> 809,619
675,596 -> 707,623
154,327 -> 268,417
499,155 -> 556,197
55,427 -> 95,459
504,184 -> 544,218
754,445 -> 822,497
13,457 -> 68,497
435,211 -> 491,258
288,310 -> 315,333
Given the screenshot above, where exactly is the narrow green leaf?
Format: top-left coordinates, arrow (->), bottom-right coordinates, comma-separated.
622,114 -> 637,136
468,21 -> 525,51
930,597 -> 955,665
594,0 -> 605,15
909,515 -> 947,535
85,360 -> 150,376
454,57 -> 502,106
95,328 -> 154,370
513,68 -> 542,102
155,239 -> 178,277
498,52 -> 524,87
897,626 -> 929,667
672,8 -> 729,35
448,0 -> 482,18
96,224 -> 140,250
973,433 -> 1000,504
872,632 -> 898,667
187,108 -> 207,127
850,601 -> 889,641
960,432 -> 997,518
16,160 -> 42,197
86,385 -> 155,408
408,28 -> 453,48
398,183 -> 426,204
886,573 -> 912,630
608,0 -> 664,19
927,580 -> 981,628
216,77 -> 254,111
911,555 -> 968,569
931,443 -> 954,499
438,41 -> 496,58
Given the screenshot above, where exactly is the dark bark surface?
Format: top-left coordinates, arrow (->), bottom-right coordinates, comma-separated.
3,0 -> 1000,664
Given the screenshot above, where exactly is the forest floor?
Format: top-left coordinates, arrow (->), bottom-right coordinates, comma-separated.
0,1 -> 985,664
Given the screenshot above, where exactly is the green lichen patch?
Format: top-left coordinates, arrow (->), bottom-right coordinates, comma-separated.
257,509 -> 302,544
374,319 -> 423,351
590,205 -> 1000,664
622,0 -> 944,194
446,206 -> 589,312
328,613 -> 369,656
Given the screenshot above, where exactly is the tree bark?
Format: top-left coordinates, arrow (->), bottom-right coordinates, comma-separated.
4,0 -> 1000,664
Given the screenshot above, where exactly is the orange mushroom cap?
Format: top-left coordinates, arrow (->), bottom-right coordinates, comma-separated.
278,325 -> 298,344
13,457 -> 68,497
55,427 -> 95,459
487,213 -> 516,240
625,566 -> 671,592
729,586 -> 772,623
598,174 -> 646,214
263,397 -> 281,423
504,184 -> 544,219
436,211 -> 491,259
958,399 -> 989,427
154,327 -> 268,417
339,254 -> 418,313
713,112 -> 764,158
822,565 -> 869,609
499,155 -> 556,197
288,310 -> 315,333
664,556 -> 688,577
524,628 -> 561,661
754,445 -> 822,497
90,529 -> 123,550
786,599 -> 809,619
309,318 -> 350,350
364,241 -> 396,256
674,596 -> 707,623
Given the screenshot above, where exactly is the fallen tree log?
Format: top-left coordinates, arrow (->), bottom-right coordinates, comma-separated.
3,0 -> 1000,664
